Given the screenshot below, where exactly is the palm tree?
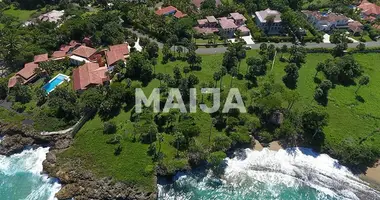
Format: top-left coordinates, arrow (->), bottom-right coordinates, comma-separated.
230,67 -> 238,88
315,63 -> 325,78
200,82 -> 208,103
183,66 -> 190,78
236,29 -> 242,41
356,75 -> 370,95
213,71 -> 221,87
220,67 -> 227,89
281,45 -> 288,59
209,118 -> 217,144
156,133 -> 164,156
174,132 -> 184,158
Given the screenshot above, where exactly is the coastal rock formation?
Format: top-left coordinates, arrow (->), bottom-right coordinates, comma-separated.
0,121 -> 157,200
44,149 -> 156,200
0,123 -> 71,156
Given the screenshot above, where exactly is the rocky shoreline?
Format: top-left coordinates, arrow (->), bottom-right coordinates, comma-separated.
0,121 -> 157,200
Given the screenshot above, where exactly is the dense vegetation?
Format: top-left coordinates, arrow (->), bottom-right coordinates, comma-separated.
0,0 -> 380,192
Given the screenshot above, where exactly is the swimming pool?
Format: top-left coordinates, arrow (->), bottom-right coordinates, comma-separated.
43,74 -> 70,94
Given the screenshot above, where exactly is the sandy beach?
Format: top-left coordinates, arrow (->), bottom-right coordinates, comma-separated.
254,140 -> 283,152
361,161 -> 380,189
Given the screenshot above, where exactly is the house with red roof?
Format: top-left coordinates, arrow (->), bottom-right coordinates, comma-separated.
302,10 -> 349,32
51,50 -> 67,60
155,6 -> 187,19
106,43 -> 129,67
70,45 -> 98,65
8,62 -> 40,88
358,0 -> 380,21
194,13 -> 249,38
7,52 -> 53,88
72,62 -> 109,91
34,53 -> 49,63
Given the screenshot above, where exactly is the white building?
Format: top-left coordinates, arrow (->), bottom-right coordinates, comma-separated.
302,11 -> 349,32
38,10 -> 65,23
255,8 -> 283,35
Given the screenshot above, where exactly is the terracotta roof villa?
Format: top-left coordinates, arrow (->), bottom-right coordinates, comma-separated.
155,6 -> 187,19
73,62 -> 109,91
70,45 -> 97,65
72,45 -> 97,59
358,0 -> 380,17
8,62 -> 40,88
218,17 -> 238,29
7,53 -> 50,88
51,50 -> 67,60
34,53 -> 49,63
106,43 -> 129,66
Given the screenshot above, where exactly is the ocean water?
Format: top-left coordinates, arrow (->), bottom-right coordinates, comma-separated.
0,145 -> 61,200
158,148 -> 380,200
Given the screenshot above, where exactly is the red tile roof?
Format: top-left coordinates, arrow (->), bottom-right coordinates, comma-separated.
106,43 -> 129,66
348,21 -> 363,33
230,12 -> 246,21
8,76 -> 19,88
73,63 -> 109,91
373,24 -> 380,29
155,6 -> 177,15
52,51 -> 67,59
69,40 -> 79,46
109,43 -> 129,55
155,6 -> 187,18
72,45 -> 97,59
358,0 -> 380,16
238,26 -> 250,33
18,62 -> 39,80
174,11 -> 187,18
219,17 -> 237,29
34,53 -> 48,63
106,51 -> 125,66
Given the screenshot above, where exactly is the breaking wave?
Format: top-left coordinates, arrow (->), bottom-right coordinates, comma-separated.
158,148 -> 380,200
0,147 -> 61,200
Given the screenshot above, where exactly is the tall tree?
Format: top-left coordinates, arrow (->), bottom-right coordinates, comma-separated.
356,75 -> 370,95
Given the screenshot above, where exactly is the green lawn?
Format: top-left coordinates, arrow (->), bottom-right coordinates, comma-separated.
0,107 -> 25,124
352,34 -> 373,42
55,50 -> 380,191
3,5 -> 39,22
270,53 -> 380,153
57,110 -> 157,191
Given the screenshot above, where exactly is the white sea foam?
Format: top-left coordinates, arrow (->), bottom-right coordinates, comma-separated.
158,147 -> 380,200
0,147 -> 61,200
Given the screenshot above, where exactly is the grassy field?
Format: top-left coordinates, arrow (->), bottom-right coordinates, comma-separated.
270,53 -> 380,153
55,50 -> 380,190
3,5 -> 39,22
0,107 -> 25,124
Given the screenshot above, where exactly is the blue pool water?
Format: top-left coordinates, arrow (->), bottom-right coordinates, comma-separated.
43,74 -> 68,94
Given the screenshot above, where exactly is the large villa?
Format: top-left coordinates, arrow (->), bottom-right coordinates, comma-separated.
194,12 -> 250,38
7,39 -> 130,93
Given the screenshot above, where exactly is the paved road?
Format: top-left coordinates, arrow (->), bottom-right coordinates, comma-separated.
126,28 -> 164,48
195,41 -> 380,54
126,28 -> 380,54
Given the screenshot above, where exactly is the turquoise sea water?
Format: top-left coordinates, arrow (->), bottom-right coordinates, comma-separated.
0,146 -> 61,200
1,143 -> 379,200
158,148 -> 380,200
